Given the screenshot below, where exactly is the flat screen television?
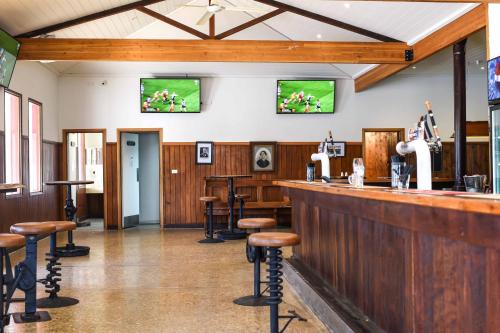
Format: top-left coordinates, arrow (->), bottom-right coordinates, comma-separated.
277,80 -> 335,114
140,78 -> 201,113
488,56 -> 500,105
0,29 -> 20,89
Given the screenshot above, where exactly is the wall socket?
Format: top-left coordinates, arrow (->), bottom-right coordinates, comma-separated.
171,169 -> 178,174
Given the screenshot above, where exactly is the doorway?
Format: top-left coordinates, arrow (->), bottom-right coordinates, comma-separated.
63,129 -> 107,230
117,129 -> 163,229
362,128 -> 405,179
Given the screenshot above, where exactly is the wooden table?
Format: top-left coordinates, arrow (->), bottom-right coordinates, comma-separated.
275,180 -> 500,333
45,180 -> 94,257
0,183 -> 24,194
206,175 -> 252,240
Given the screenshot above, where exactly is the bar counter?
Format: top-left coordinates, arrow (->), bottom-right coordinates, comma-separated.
275,180 -> 500,333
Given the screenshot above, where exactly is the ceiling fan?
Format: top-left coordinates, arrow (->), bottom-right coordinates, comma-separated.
182,1 -> 268,25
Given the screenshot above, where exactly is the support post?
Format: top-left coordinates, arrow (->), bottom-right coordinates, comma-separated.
453,39 -> 467,191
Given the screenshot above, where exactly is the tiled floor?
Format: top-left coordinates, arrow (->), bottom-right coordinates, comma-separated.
5,227 -> 328,333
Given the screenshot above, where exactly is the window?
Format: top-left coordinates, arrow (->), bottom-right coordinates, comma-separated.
4,89 -> 22,195
28,99 -> 42,193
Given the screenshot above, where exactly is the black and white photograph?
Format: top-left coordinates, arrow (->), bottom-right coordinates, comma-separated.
332,141 -> 346,157
250,142 -> 277,172
195,141 -> 214,165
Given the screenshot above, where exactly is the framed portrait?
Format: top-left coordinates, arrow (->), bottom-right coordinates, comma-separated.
196,141 -> 214,165
332,141 -> 346,157
250,142 -> 277,172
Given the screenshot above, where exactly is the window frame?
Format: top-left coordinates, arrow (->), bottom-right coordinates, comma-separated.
3,88 -> 23,197
28,98 -> 43,195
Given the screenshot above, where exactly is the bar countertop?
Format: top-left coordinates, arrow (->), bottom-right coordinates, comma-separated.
274,180 -> 500,216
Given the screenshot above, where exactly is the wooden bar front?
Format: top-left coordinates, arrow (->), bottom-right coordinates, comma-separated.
276,181 -> 500,333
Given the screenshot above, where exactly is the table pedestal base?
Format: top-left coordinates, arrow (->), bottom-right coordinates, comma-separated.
56,244 -> 90,257
233,295 -> 270,307
37,296 -> 79,308
217,229 -> 246,240
75,220 -> 91,227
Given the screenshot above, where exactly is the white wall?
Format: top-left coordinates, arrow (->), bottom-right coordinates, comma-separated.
58,72 -> 488,142
489,4 -> 500,60
139,133 -> 160,224
0,61 -> 59,141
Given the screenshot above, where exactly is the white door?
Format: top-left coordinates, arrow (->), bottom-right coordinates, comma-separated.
121,133 -> 139,228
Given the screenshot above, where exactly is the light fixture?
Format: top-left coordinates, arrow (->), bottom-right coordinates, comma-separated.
316,33 -> 322,39
344,3 -> 351,9
412,66 -> 417,69
480,66 -> 485,70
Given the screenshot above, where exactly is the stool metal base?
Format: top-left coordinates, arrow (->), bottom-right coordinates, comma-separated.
233,295 -> 270,307
56,245 -> 90,257
217,229 -> 247,240
37,296 -> 79,308
75,220 -> 91,227
198,238 -> 224,244
12,311 -> 51,323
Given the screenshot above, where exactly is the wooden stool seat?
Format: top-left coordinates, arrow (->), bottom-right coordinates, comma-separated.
10,222 -> 56,236
0,233 -> 25,248
200,196 -> 219,202
235,194 -> 250,200
248,232 -> 300,248
238,218 -> 276,230
45,221 -> 77,233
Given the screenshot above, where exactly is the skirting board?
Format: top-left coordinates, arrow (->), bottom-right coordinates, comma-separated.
283,259 -> 352,333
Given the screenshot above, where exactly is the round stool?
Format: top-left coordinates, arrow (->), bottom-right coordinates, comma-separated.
248,232 -> 306,333
234,218 -> 277,307
37,221 -> 79,308
0,234 -> 25,330
10,222 -> 56,324
235,194 -> 250,219
199,196 -> 223,244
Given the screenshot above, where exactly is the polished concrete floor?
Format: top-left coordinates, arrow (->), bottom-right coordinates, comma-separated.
5,227 -> 328,333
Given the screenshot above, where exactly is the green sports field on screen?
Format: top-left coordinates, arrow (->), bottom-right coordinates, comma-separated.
277,80 -> 335,114
0,29 -> 20,88
141,78 -> 201,113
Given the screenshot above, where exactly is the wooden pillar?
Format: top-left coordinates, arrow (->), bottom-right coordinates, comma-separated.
453,39 -> 467,191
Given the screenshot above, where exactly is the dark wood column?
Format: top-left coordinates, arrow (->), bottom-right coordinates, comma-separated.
453,39 -> 467,191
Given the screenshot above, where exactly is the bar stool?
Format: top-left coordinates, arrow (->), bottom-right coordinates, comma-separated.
235,194 -> 250,219
37,221 -> 79,308
10,222 -> 56,323
248,232 -> 306,333
234,218 -> 276,307
199,196 -> 223,244
0,233 -> 25,331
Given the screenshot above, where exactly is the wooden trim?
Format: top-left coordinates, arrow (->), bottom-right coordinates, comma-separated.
215,9 -> 286,39
355,4 -> 487,92
253,0 -> 401,42
136,7 -> 209,40
62,129 -> 108,228
116,128 -> 164,229
17,38 -> 411,64
15,0 -> 165,38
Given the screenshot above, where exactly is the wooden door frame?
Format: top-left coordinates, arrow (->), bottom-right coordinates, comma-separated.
361,128 -> 406,161
62,128 -> 108,229
117,128 -> 164,229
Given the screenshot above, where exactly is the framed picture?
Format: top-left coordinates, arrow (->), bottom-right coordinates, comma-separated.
250,142 -> 277,172
332,141 -> 346,157
196,141 -> 214,165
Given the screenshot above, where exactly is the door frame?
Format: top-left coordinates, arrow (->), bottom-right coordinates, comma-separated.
62,128 -> 108,229
117,128 -> 164,229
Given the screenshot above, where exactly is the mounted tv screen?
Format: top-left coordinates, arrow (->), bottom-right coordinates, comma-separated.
488,56 -> 500,104
0,29 -> 20,89
140,78 -> 201,113
277,80 -> 335,114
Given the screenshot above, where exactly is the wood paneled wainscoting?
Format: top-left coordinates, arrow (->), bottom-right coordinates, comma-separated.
102,141 -> 489,228
0,132 -> 62,232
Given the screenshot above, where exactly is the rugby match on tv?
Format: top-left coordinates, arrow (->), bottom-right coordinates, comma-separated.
277,80 -> 335,114
141,78 -> 201,113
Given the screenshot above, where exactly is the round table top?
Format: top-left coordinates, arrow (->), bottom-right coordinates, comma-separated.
206,175 -> 252,179
45,180 -> 94,186
0,183 -> 24,193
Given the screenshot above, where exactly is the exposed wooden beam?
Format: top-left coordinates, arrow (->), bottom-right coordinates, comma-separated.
15,0 -> 166,38
355,4 -> 486,92
340,0 -> 488,2
209,16 -> 215,39
17,38 -> 411,64
252,0 -> 401,42
136,7 -> 209,40
215,9 -> 286,39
